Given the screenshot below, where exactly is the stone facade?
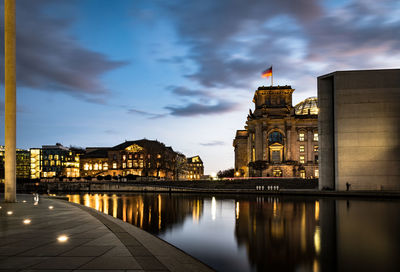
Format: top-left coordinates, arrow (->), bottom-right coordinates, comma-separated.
186,156 -> 204,180
318,69 -> 400,190
233,86 -> 319,178
80,139 -> 179,180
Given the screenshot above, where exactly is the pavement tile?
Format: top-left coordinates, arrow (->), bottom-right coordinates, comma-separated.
0,257 -> 48,269
78,256 -> 142,270
126,246 -> 152,257
102,246 -> 132,257
29,256 -> 94,270
61,245 -> 114,257
135,256 -> 167,270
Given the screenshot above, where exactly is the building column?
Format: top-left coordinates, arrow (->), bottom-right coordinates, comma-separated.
4,0 -> 17,202
255,123 -> 263,161
307,129 -> 313,162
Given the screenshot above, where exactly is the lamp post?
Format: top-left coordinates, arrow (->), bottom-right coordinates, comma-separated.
4,0 -> 17,202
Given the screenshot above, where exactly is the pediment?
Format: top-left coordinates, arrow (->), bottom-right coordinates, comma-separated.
125,144 -> 144,153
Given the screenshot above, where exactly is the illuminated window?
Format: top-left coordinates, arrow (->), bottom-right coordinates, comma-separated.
314,133 -> 318,141
122,162 -> 126,168
299,145 -> 305,152
299,155 -> 305,164
133,161 -> 138,167
89,164 -> 93,170
128,154 -> 132,159
128,161 -> 132,168
157,154 -> 161,159
54,155 -> 59,160
94,163 -> 99,170
300,170 -> 305,178
49,155 -> 53,160
99,164 -> 102,170
112,162 -> 117,169
314,145 -> 319,152
56,161 -> 60,166
147,154 -> 151,159
139,160 -> 144,168
315,169 -> 319,178
134,154 -> 138,159
50,160 -> 55,166
299,133 -> 305,141
84,163 -> 89,171
140,154 -> 144,159
122,155 -> 126,161
252,147 -> 255,162
315,155 -> 319,163
103,163 -> 108,170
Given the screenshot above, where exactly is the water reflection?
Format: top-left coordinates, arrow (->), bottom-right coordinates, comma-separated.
67,194 -> 400,272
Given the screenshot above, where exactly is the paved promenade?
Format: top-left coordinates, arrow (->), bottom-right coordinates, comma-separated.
0,194 -> 213,272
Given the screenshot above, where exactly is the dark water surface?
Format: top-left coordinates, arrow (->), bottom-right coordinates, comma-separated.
66,193 -> 400,272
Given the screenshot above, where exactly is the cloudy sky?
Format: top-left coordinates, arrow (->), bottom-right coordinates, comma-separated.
1,0 -> 399,174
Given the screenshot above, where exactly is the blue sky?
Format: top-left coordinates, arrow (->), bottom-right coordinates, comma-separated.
1,0 -> 400,174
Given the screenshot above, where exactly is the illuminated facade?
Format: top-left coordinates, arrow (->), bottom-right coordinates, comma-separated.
30,143 -> 82,178
80,139 -> 180,179
186,156 -> 204,180
0,146 -> 30,181
233,86 -> 319,178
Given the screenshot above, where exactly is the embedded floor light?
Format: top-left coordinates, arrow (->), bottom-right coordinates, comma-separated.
57,235 -> 68,242
49,206 -> 54,210
7,211 -> 13,215
23,219 -> 31,224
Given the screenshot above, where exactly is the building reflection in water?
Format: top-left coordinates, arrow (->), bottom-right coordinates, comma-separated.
234,196 -> 320,272
67,193 -> 205,235
67,194 -> 400,272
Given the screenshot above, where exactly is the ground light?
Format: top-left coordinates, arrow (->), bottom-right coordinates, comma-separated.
57,235 -> 68,242
7,211 -> 13,215
23,219 -> 31,224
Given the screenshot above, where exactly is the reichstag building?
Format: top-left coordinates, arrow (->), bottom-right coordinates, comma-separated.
233,85 -> 319,178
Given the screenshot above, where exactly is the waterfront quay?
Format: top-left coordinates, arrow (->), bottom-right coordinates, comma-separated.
0,194 -> 213,272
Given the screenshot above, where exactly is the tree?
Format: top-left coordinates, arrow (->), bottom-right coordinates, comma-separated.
217,168 -> 234,178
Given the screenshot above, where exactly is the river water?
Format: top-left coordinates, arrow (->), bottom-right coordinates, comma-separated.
66,193 -> 400,272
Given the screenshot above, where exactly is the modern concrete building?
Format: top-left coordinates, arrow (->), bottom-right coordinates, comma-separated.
318,69 -> 400,190
233,85 -> 319,178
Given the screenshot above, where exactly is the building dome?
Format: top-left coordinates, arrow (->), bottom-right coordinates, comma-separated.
294,97 -> 318,115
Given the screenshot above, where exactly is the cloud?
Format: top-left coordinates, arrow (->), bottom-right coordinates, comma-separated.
165,100 -> 237,117
154,0 -> 400,94
199,141 -> 225,146
168,85 -> 212,98
127,108 -> 166,119
0,0 -> 127,103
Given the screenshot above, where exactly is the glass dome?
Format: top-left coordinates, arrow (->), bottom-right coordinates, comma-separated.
294,97 -> 319,115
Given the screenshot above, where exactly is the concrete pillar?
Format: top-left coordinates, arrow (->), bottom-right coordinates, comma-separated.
4,0 -> 17,202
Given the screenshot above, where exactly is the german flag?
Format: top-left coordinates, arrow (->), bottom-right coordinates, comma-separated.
261,66 -> 272,78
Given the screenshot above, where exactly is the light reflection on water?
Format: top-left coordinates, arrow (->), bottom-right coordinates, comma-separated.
67,193 -> 400,272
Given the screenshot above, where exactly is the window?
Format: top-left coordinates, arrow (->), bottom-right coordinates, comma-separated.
300,170 -> 306,178
271,150 -> 280,162
314,133 -> 318,141
103,163 -> 108,170
157,154 -> 161,159
122,162 -> 126,169
89,164 -> 92,170
94,163 -> 99,170
299,155 -> 305,164
49,155 -> 53,160
269,131 -> 283,144
122,155 -> 126,161
113,154 -> 117,160
315,169 -> 319,178
112,162 -> 117,169
299,133 -> 305,141
299,145 -> 305,152
84,163 -> 89,171
50,160 -> 54,166
252,147 -> 255,162
314,145 -> 319,152
315,155 -> 319,163
128,154 -> 132,159
139,160 -> 144,168
128,161 -> 132,168
54,155 -> 59,160
140,154 -> 144,159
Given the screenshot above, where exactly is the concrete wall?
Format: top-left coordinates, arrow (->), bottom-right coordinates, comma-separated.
318,69 -> 400,190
